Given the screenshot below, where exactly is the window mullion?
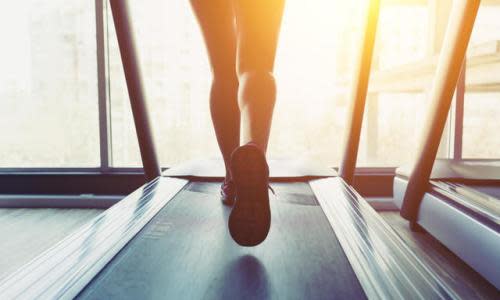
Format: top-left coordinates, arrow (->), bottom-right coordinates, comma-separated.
96,0 -> 112,172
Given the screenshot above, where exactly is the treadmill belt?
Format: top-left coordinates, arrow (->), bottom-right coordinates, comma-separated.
77,182 -> 365,299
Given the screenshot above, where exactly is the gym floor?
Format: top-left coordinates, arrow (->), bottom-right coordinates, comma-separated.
0,208 -> 103,281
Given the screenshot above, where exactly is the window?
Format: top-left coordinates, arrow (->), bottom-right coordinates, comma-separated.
358,93 -> 429,167
107,0 -> 434,168
463,93 -> 500,158
0,1 -> 99,167
360,5 -> 430,167
106,0 -> 369,167
2,1 -> 498,170
462,6 -> 500,159
107,0 -> 217,167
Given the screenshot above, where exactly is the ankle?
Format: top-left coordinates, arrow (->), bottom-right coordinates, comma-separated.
245,141 -> 266,153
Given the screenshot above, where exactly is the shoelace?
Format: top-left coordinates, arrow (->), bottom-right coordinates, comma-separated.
268,185 -> 276,196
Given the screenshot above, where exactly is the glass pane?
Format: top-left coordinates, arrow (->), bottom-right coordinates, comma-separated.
463,6 -> 500,159
0,1 -> 99,167
470,5 -> 500,45
360,5 -> 432,167
108,0 -> 367,167
108,1 -> 433,167
108,1 -> 216,167
463,93 -> 500,158
377,5 -> 427,70
270,1 -> 365,165
358,93 -> 429,167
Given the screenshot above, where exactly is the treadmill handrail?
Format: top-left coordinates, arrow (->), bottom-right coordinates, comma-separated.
401,0 -> 481,222
339,0 -> 380,184
109,0 -> 161,182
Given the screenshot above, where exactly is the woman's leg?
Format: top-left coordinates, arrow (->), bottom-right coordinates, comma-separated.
190,0 -> 239,180
232,0 -> 285,152
227,0 -> 285,246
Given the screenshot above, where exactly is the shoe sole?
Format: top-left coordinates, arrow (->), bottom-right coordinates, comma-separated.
228,144 -> 271,246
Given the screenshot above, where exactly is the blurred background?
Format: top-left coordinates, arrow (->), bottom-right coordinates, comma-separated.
1,0 -> 499,169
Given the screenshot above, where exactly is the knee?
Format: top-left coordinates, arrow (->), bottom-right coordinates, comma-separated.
237,71 -> 276,101
211,71 -> 238,92
238,71 -> 276,87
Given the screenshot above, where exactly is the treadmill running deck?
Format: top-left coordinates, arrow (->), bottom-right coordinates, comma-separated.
78,182 -> 365,299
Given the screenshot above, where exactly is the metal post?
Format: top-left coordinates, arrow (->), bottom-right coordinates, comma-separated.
400,0 -> 480,223
339,0 -> 380,184
453,59 -> 466,160
96,0 -> 112,172
109,0 -> 161,181
366,93 -> 379,162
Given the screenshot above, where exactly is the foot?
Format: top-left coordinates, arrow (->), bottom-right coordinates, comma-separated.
228,143 -> 271,246
220,179 -> 236,206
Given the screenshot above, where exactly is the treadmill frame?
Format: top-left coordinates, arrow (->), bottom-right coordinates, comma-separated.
394,175 -> 500,289
391,0 -> 500,288
0,177 -> 460,299
399,0 -> 481,223
0,177 -> 188,299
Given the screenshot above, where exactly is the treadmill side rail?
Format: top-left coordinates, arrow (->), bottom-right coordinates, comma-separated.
394,176 -> 500,290
311,177 -> 458,299
0,177 -> 188,300
431,181 -> 500,227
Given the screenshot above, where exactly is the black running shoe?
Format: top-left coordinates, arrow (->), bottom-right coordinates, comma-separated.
220,179 -> 236,206
228,143 -> 271,246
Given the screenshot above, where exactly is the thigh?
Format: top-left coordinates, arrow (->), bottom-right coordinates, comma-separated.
232,0 -> 285,75
190,0 -> 237,77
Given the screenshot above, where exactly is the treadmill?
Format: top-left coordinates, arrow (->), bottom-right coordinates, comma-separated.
0,0 -> 482,299
392,0 -> 500,291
